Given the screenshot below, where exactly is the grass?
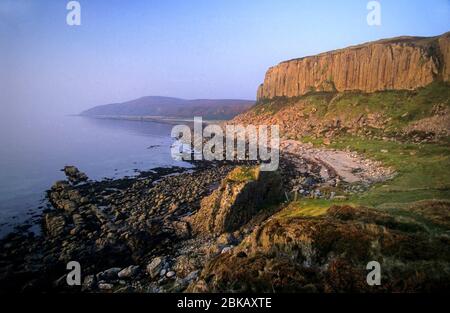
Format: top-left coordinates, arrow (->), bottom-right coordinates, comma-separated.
250,83 -> 450,223
277,198 -> 353,219
256,82 -> 450,137
253,92 -> 336,115
278,135 -> 450,220
330,136 -> 450,207
227,166 -> 258,183
325,82 -> 450,133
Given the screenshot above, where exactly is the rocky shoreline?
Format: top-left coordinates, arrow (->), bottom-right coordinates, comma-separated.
0,142 -> 396,293
0,161 -> 218,291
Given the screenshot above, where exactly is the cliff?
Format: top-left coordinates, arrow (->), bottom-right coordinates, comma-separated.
257,32 -> 450,100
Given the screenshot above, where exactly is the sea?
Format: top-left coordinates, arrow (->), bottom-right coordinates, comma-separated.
0,115 -> 190,237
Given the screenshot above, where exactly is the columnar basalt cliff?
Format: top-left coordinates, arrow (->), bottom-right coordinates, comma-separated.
257,32 -> 450,100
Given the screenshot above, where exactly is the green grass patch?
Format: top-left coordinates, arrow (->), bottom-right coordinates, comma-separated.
325,82 -> 450,132
226,166 -> 258,183
256,82 -> 450,134
279,135 -> 450,222
254,92 -> 336,116
254,82 -> 450,222
277,198 -> 354,219
329,136 -> 450,207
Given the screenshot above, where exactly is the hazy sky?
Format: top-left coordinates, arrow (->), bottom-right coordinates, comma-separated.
1,0 -> 449,117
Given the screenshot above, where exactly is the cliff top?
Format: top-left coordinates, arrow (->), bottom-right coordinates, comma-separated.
278,31 -> 450,66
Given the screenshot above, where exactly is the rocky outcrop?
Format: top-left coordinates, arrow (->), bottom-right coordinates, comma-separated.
189,166 -> 283,236
257,32 -> 450,100
62,166 -> 88,185
0,164 -> 234,292
439,34 -> 450,81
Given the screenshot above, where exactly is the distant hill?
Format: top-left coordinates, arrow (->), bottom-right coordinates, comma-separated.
81,96 -> 255,120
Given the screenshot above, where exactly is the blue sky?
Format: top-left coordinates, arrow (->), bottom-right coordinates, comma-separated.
1,0 -> 449,116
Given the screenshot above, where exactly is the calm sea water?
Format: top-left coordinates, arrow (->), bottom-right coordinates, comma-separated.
0,115 -> 189,236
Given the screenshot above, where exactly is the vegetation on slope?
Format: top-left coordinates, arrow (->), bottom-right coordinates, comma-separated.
192,83 -> 450,292
192,135 -> 450,292
234,82 -> 450,140
279,136 -> 450,222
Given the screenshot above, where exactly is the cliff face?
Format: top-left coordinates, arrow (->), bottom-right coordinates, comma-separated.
257,32 -> 450,100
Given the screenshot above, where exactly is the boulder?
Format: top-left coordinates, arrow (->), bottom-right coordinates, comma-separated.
118,265 -> 140,279
97,267 -> 121,281
147,257 -> 164,279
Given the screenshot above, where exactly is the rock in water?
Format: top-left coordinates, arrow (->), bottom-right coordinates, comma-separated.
189,166 -> 283,236
62,165 -> 88,185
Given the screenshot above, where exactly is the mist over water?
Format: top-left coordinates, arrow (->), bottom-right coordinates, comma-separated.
0,114 -> 189,235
